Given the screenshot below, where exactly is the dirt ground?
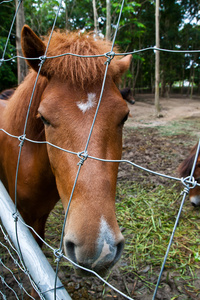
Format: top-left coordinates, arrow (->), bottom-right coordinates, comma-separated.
127,94 -> 200,127
1,94 -> 200,300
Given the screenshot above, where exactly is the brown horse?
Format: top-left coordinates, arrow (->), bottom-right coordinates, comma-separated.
179,143 -> 200,206
120,87 -> 135,104
0,25 -> 132,276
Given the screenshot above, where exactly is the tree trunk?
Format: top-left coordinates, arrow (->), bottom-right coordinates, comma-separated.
166,83 -> 170,98
16,0 -> 27,85
106,0 -> 111,41
92,0 -> 99,35
160,70 -> 166,97
65,0 -> 69,30
190,64 -> 195,99
181,67 -> 185,95
155,0 -> 160,116
198,72 -> 200,95
187,63 -> 193,97
132,59 -> 140,92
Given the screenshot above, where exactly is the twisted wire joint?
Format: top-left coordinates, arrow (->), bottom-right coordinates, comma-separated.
12,212 -> 19,222
104,51 -> 115,65
54,249 -> 63,262
38,55 -> 47,67
77,151 -> 88,166
18,134 -> 26,147
180,176 -> 197,195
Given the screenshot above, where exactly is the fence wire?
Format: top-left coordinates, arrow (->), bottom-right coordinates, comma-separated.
0,0 -> 200,299
0,224 -> 43,300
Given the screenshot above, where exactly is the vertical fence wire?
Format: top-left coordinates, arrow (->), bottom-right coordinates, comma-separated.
6,2 -> 65,299
53,1 -> 126,298
13,0 -> 63,270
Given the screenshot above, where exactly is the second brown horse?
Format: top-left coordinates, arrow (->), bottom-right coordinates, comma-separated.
179,143 -> 200,207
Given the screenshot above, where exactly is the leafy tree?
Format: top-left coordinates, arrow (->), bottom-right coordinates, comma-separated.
158,0 -> 184,95
0,1 -> 17,91
0,0 -> 199,95
23,0 -> 66,35
179,23 -> 200,96
115,0 -> 153,90
181,0 -> 200,22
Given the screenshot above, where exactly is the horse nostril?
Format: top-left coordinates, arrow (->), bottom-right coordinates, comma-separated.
65,241 -> 76,263
192,202 -> 197,207
114,239 -> 124,264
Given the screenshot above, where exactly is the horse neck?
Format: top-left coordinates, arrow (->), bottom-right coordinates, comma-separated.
4,71 -> 48,139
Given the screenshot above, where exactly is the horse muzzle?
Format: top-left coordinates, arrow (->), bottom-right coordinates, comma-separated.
63,218 -> 124,277
190,195 -> 200,207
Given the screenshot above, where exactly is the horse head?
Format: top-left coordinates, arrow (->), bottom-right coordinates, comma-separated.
178,143 -> 200,207
21,25 -> 132,276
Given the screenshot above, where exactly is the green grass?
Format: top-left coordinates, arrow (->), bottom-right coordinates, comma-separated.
116,181 -> 200,296
116,182 -> 200,268
43,181 -> 200,298
156,119 -> 200,139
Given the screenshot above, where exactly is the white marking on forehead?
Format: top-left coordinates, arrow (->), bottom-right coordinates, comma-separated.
77,93 -> 97,113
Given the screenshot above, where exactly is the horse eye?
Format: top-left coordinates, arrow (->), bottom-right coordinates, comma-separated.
40,114 -> 50,126
121,112 -> 129,125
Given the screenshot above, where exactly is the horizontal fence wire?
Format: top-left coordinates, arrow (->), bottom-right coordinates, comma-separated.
1,121 -> 200,300
0,0 -> 200,299
1,46 -> 200,66
1,128 -> 200,188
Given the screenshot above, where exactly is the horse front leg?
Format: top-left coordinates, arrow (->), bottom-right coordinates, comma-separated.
32,214 -> 49,247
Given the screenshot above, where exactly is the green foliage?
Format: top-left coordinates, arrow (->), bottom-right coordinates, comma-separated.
0,1 -> 17,91
181,0 -> 200,22
0,39 -> 17,91
23,0 -> 66,35
0,0 -> 199,93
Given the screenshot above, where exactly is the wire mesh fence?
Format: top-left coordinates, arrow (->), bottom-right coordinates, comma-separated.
0,0 -> 200,299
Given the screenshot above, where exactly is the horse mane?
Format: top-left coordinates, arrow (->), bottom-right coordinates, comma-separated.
42,31 -> 121,87
4,71 -> 47,139
178,143 -> 198,177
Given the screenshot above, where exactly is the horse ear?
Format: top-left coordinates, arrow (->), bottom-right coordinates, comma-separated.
111,54 -> 132,83
117,54 -> 132,75
21,25 -> 46,73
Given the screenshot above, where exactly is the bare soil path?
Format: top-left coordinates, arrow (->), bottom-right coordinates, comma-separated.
126,94 -> 200,128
